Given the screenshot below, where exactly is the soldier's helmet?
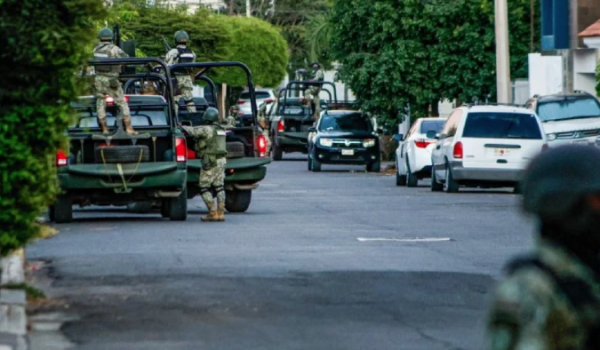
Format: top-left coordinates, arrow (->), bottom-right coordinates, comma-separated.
204,107 -> 219,123
522,145 -> 600,220
174,31 -> 190,44
312,62 -> 320,69
230,105 -> 240,112
98,28 -> 113,41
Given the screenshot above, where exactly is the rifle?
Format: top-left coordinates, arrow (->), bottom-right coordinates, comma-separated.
162,36 -> 172,52
113,24 -> 121,48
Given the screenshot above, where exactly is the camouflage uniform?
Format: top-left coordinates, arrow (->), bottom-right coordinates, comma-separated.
181,119 -> 227,222
166,45 -> 197,114
487,239 -> 600,350
257,102 -> 272,151
93,41 -> 131,133
304,66 -> 325,120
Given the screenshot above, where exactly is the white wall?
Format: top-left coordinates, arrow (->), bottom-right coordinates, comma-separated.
528,53 -> 563,97
574,48 -> 599,95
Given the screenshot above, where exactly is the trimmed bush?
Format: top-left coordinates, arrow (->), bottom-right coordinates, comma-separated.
0,0 -> 106,255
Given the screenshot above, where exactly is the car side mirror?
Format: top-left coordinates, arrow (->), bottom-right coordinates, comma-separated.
392,134 -> 403,142
426,130 -> 437,139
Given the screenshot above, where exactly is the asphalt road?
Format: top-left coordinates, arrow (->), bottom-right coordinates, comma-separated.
28,156 -> 535,350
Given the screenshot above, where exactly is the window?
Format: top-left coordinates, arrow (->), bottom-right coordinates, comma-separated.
240,91 -> 272,99
319,113 -> 373,132
536,98 -> 600,122
420,120 -> 445,134
462,113 -> 542,140
441,110 -> 463,138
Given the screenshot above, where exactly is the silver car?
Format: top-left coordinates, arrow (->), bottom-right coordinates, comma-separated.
238,89 -> 276,116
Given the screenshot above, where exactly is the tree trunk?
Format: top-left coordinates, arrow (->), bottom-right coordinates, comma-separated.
431,100 -> 439,117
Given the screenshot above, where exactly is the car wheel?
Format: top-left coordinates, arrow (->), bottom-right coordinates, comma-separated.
396,160 -> 407,187
406,161 -> 418,187
225,189 -> 252,213
431,168 -> 443,192
169,187 -> 188,221
367,161 -> 381,173
312,157 -> 322,172
52,196 -> 73,223
444,165 -> 459,193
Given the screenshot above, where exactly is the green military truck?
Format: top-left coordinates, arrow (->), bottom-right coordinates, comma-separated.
170,61 -> 270,213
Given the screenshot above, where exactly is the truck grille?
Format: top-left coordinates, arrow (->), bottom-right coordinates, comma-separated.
556,128 -> 600,139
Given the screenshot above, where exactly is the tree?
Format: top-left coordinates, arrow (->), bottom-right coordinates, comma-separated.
330,0 -> 540,126
0,0 -> 105,255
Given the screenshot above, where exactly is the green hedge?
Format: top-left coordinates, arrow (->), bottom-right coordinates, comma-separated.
0,0 -> 105,255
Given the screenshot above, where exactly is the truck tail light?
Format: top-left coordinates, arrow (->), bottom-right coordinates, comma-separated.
278,120 -> 285,132
453,142 -> 463,159
175,137 -> 187,162
56,150 -> 68,167
257,135 -> 267,157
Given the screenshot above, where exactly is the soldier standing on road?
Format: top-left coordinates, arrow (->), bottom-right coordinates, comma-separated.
304,62 -> 324,120
181,107 -> 227,222
486,145 -> 600,350
165,30 -> 197,114
258,101 -> 272,150
93,28 -> 136,135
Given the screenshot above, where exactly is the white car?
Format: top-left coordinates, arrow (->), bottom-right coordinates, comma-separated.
238,89 -> 276,116
395,117 -> 447,187
431,105 -> 547,193
525,93 -> 600,147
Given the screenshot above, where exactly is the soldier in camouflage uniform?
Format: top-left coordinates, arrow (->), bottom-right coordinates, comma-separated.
93,28 -> 136,134
165,31 -> 197,114
487,145 -> 600,350
181,108 -> 227,222
257,101 -> 272,151
304,62 -> 325,120
224,105 -> 242,128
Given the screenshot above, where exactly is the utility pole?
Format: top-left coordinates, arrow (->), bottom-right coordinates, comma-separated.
246,0 -> 251,17
495,0 -> 512,103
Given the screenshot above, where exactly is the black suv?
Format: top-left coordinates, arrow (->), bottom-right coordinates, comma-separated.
307,110 -> 381,172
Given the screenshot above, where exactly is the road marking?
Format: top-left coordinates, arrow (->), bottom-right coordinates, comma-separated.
357,237 -> 452,243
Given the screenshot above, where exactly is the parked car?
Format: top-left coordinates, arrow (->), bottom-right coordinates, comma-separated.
395,117 -> 447,187
307,110 -> 381,172
431,105 -> 547,193
238,88 -> 275,116
525,91 -> 600,147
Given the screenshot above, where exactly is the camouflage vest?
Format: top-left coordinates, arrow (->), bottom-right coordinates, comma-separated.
506,257 -> 600,349
197,124 -> 227,170
176,47 -> 195,64
93,43 -> 121,74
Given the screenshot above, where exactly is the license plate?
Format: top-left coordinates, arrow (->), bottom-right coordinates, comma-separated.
342,149 -> 355,156
573,139 -> 590,145
493,148 -> 510,156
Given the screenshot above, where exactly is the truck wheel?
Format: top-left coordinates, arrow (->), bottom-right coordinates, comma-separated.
161,199 -> 170,218
169,188 -> 188,221
94,145 -> 150,164
367,161 -> 381,173
226,142 -> 245,159
52,196 -> 73,223
225,189 -> 252,213
272,143 -> 283,161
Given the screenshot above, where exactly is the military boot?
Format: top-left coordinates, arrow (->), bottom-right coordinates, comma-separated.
201,210 -> 219,222
216,205 -> 225,222
123,115 -> 138,135
98,118 -> 109,134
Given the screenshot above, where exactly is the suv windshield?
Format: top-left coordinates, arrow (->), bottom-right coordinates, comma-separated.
420,120 -> 445,134
319,113 -> 373,132
462,113 -> 542,139
537,98 -> 600,122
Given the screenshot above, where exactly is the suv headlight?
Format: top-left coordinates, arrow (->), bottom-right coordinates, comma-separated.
363,139 -> 376,148
319,138 -> 333,147
547,133 -> 557,141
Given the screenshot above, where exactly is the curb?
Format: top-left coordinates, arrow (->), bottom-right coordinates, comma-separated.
1,250 -> 28,350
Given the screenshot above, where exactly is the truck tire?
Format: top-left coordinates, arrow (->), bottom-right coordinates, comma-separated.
272,143 -> 283,161
95,145 -> 150,164
52,196 -> 73,223
311,157 -> 321,172
169,188 -> 188,221
225,189 -> 252,213
226,142 -> 245,159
